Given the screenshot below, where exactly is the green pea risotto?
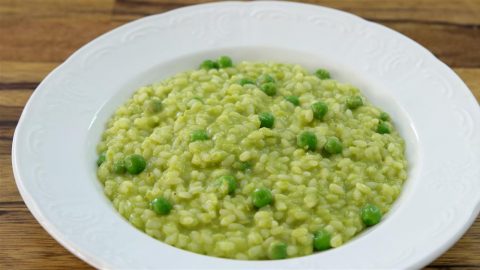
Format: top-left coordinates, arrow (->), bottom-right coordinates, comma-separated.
97,57 -> 407,260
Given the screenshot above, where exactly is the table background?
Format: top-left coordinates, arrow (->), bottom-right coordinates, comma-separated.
0,0 -> 479,269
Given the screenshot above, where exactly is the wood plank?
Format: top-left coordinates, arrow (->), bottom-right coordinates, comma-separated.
0,125 -> 14,140
0,125 -> 15,156
0,18 -> 122,63
0,126 -> 14,154
112,0 -> 211,18
0,90 -> 33,106
0,201 -> 26,212
0,61 -> 58,83
0,1 -> 115,63
0,107 -> 21,125
0,0 -> 114,18
0,90 -> 32,125
0,154 -> 22,203
0,209 -> 92,270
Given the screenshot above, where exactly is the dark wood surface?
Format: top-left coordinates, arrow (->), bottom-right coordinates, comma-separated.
0,1 -> 479,269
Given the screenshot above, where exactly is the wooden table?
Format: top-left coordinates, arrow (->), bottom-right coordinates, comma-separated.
1,1 -> 479,269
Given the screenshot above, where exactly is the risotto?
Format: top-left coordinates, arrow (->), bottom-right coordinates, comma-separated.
96,57 -> 407,260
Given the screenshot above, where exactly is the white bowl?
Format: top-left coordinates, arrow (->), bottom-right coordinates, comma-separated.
12,1 -> 480,269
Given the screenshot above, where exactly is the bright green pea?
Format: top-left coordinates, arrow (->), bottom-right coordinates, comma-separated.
217,56 -> 233,68
297,131 -> 317,151
259,112 -> 275,129
285,95 -> 300,106
239,161 -> 252,171
313,229 -> 331,251
268,242 -> 287,260
199,59 -> 219,70
257,74 -> 275,84
124,154 -> 146,174
260,82 -> 277,96
151,197 -> 172,215
361,204 -> 382,226
377,121 -> 391,134
239,78 -> 255,86
96,153 -> 106,167
252,187 -> 273,208
324,136 -> 343,154
144,98 -> 162,114
315,68 -> 331,79
191,130 -> 209,141
311,101 -> 328,120
112,160 -> 126,174
217,175 -> 237,195
380,112 -> 390,121
346,96 -> 363,110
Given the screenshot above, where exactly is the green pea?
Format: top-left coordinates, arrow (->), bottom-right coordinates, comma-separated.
260,82 -> 277,96
96,153 -> 106,167
297,131 -> 317,151
346,96 -> 363,110
361,203 -> 382,226
144,98 -> 162,114
112,160 -> 126,174
315,68 -> 331,79
239,161 -> 252,171
191,129 -> 209,141
217,175 -> 237,195
124,154 -> 146,174
259,112 -> 275,129
217,56 -> 233,68
239,78 -> 255,86
377,121 -> 391,134
313,229 -> 332,251
311,101 -> 328,120
379,112 -> 390,121
285,95 -> 300,106
151,197 -> 172,215
199,59 -> 219,70
324,136 -> 343,154
268,242 -> 287,260
252,187 -> 273,208
257,74 -> 275,85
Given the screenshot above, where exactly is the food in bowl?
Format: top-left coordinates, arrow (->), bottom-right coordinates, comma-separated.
96,57 -> 407,260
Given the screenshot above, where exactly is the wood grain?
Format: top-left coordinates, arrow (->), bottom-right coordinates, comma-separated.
0,206 -> 92,270
0,0 -> 479,269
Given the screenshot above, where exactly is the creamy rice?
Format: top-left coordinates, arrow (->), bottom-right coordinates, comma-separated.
97,60 -> 407,260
